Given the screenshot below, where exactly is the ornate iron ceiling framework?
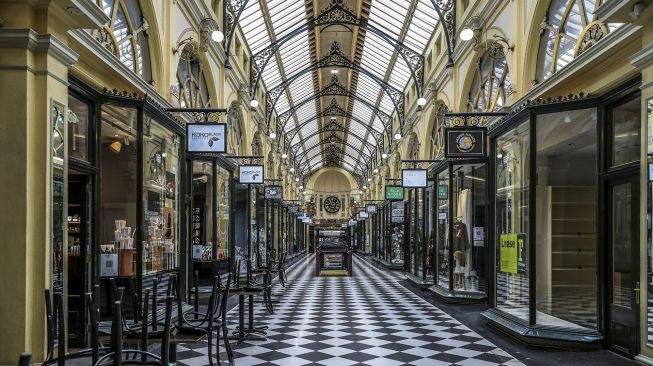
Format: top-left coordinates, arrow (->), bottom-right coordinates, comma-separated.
266,42 -> 403,133
285,99 -> 383,149
250,1 -> 425,99
291,129 -> 376,158
232,0 -> 457,183
276,75 -> 392,140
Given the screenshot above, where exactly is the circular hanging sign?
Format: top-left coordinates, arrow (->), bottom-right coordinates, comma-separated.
323,196 -> 341,213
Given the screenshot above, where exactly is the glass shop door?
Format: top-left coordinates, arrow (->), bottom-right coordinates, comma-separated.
607,174 -> 640,356
67,170 -> 93,347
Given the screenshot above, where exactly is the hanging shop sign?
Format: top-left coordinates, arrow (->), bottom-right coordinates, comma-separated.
288,205 -> 298,213
499,233 -> 527,274
359,211 -> 369,218
402,169 -> 427,188
438,185 -> 448,200
264,185 -> 283,200
349,219 -> 357,226
238,165 -> 264,184
445,127 -> 486,158
366,204 -> 378,213
391,201 -> 404,223
187,123 -> 227,153
385,185 -> 404,200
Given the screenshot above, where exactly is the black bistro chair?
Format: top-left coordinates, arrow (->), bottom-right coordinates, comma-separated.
94,296 -> 173,366
43,288 -> 108,366
18,353 -> 31,366
176,274 -> 233,366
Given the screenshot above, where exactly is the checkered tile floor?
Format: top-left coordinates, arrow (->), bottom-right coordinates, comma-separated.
177,254 -> 523,366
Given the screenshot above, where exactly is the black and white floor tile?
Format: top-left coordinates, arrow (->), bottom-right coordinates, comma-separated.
177,254 -> 523,366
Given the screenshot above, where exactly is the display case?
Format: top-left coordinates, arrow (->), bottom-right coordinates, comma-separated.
429,159 -> 488,302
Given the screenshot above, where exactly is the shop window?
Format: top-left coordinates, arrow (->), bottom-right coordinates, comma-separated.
216,165 -> 231,260
436,169 -> 449,289
191,162 -> 214,260
451,163 -> 487,294
645,98 -> 653,345
100,105 -> 138,276
176,57 -> 211,108
609,97 -> 641,167
535,0 -> 621,82
142,117 -> 180,274
67,95 -> 90,162
467,48 -> 510,113
535,108 -> 598,329
96,0 -> 152,81
495,120 -> 530,321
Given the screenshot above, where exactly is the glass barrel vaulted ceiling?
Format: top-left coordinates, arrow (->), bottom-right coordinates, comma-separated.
239,0 -> 440,184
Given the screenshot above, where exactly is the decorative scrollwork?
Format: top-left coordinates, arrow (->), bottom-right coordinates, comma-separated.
575,21 -> 608,56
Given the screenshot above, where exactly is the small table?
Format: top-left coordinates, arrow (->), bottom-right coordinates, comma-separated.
228,287 -> 267,345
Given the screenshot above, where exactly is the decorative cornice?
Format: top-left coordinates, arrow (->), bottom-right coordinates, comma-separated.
71,0 -> 111,28
68,29 -> 171,109
512,24 -> 639,107
630,43 -> 653,70
0,29 -> 79,66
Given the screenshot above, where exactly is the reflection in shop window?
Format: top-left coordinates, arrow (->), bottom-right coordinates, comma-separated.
495,121 -> 530,321
143,117 -> 180,275
646,98 -> 653,344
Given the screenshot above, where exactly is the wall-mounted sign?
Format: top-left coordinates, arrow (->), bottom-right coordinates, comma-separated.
438,185 -> 448,200
445,127 -> 486,158
265,185 -> 283,200
385,186 -> 404,200
402,169 -> 427,188
187,123 -> 227,153
359,211 -> 369,218
366,204 -> 377,213
238,165 -> 264,184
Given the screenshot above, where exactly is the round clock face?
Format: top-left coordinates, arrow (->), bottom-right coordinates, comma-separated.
324,196 -> 341,214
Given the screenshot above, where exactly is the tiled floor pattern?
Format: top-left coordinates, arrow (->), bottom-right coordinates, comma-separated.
177,254 -> 523,366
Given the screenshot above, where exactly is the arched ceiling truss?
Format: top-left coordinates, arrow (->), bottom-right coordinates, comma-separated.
232,0 -> 456,182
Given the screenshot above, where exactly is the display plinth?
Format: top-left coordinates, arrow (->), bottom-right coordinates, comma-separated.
481,308 -> 603,350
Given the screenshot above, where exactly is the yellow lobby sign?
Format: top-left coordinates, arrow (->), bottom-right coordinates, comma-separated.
500,234 -> 525,274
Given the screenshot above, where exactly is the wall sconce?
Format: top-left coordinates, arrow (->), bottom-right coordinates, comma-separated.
173,17 -> 223,61
460,16 -> 485,44
109,140 -> 122,154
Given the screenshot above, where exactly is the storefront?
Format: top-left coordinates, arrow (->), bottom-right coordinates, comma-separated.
378,197 -> 406,269
189,158 -> 234,285
58,79 -> 188,343
482,81 -> 642,350
429,159 -> 489,302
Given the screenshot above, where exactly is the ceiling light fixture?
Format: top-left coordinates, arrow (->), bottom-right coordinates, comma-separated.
269,131 -> 276,139
295,177 -> 300,182
394,133 -> 402,140
460,16 -> 485,43
282,153 -> 288,159
381,153 -> 388,159
374,168 -> 379,173
109,140 -> 122,154
417,97 -> 427,107
211,29 -> 224,43
290,168 -> 295,172
250,99 -> 259,108
367,178 -> 372,182
331,68 -> 339,74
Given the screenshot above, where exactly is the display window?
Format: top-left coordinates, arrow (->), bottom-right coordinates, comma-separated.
142,117 -> 180,275
432,161 -> 488,300
216,164 -> 231,260
485,86 -> 641,349
495,120 -> 530,320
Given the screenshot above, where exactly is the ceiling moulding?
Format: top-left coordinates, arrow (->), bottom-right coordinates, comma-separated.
68,0 -> 111,28
68,29 -> 191,125
514,24 -> 639,107
630,43 -> 653,71
0,29 -> 79,67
